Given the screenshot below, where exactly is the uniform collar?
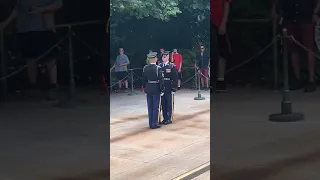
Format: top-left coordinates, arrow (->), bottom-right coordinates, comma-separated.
163,61 -> 169,66
150,63 -> 156,64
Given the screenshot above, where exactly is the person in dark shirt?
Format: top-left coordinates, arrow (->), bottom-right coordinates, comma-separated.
157,48 -> 165,65
271,0 -> 320,92
211,0 -> 232,92
195,45 -> 210,91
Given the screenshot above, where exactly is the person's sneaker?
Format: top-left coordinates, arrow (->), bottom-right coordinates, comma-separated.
205,87 -> 209,91
289,78 -> 303,90
200,87 -> 205,90
177,87 -> 181,90
216,80 -> 226,92
124,88 -> 130,93
24,84 -> 41,98
47,84 -> 59,101
304,82 -> 316,93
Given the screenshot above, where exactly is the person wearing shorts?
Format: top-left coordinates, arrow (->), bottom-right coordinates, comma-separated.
0,0 -> 63,100
271,0 -> 320,92
211,0 -> 232,92
111,48 -> 130,90
211,23 -> 219,92
172,49 -> 183,89
196,45 -> 210,91
116,71 -> 128,82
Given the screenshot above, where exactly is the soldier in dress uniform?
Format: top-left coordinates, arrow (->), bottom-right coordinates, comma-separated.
159,51 -> 178,125
142,52 -> 165,129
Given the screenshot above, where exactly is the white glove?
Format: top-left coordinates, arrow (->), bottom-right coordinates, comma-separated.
171,92 -> 175,95
161,92 -> 164,96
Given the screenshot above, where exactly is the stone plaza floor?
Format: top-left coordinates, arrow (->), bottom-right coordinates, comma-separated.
2,86 -> 320,180
212,87 -> 320,180
110,90 -> 210,180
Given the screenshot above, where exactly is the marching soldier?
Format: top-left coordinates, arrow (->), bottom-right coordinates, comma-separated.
159,51 -> 178,125
142,52 -> 165,129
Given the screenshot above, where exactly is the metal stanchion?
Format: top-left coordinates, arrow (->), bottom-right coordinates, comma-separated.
0,29 -> 7,101
272,20 -> 279,90
56,26 -> 84,108
110,71 -> 113,92
128,69 -> 137,96
68,26 -> 76,100
194,70 -> 205,100
268,28 -> 304,122
194,67 -> 198,89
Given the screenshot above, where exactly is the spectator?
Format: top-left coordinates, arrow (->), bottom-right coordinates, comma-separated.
196,45 -> 210,91
111,48 -> 130,90
0,0 -> 63,100
271,0 -> 320,92
211,0 -> 232,92
172,49 -> 183,89
158,48 -> 165,64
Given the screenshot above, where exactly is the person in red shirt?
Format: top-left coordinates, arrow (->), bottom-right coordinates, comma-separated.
172,49 -> 183,89
211,0 -> 232,92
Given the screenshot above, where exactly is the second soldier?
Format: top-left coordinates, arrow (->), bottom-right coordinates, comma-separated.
159,51 -> 178,125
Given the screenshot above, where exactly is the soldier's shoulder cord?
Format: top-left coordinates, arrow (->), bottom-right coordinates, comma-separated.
143,64 -> 148,72
156,65 -> 161,77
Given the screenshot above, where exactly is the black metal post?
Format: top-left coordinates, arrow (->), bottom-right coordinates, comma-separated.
194,69 -> 205,100
194,67 -> 198,89
68,26 -> 75,100
268,28 -> 304,122
0,29 -> 7,101
110,71 -> 113,92
272,20 -> 279,90
128,69 -> 136,96
281,29 -> 291,113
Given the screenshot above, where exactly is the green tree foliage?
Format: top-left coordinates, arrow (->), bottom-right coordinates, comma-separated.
110,0 -> 209,21
109,0 -> 209,72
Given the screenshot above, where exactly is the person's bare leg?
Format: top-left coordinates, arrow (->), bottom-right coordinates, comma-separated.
124,80 -> 128,89
118,81 -> 122,89
217,57 -> 226,81
216,57 -> 227,92
45,59 -> 58,100
206,77 -> 209,88
291,52 -> 300,80
178,79 -> 181,88
307,51 -> 315,83
27,59 -> 38,85
201,77 -> 204,87
46,59 -> 57,85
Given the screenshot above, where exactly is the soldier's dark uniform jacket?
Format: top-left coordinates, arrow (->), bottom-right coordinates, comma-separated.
143,52 -> 164,129
159,51 -> 178,125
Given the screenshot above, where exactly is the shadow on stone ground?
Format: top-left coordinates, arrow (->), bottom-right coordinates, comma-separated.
0,89 -> 110,180
212,87 -> 320,180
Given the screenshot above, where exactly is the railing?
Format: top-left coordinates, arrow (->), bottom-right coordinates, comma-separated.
108,66 -> 201,94
0,18 -> 294,99
0,20 -> 105,101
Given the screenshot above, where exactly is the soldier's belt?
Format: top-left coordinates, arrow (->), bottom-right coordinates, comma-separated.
164,78 -> 171,80
148,80 -> 159,84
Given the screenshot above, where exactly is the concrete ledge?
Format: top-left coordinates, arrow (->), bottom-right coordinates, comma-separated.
172,162 -> 210,180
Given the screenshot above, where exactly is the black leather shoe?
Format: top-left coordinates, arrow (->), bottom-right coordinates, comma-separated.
151,125 -> 161,129
163,120 -> 172,125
